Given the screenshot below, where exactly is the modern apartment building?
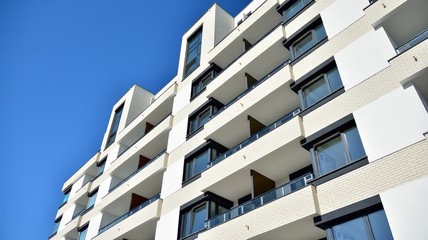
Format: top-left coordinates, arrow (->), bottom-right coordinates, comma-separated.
49,0 -> 428,239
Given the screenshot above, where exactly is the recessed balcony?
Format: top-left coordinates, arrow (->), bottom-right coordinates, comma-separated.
208,0 -> 283,68
380,0 -> 428,55
206,23 -> 290,107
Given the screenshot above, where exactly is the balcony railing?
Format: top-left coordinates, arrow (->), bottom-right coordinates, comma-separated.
98,194 -> 161,235
205,173 -> 313,229
208,59 -> 291,123
396,29 -> 428,54
108,150 -> 167,194
207,108 -> 301,169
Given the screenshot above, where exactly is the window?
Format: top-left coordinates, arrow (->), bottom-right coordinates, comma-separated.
326,210 -> 393,240
184,28 -> 202,77
280,0 -> 313,22
78,225 -> 88,240
311,126 -> 366,176
184,141 -> 227,181
291,22 -> 326,59
52,216 -> 61,234
191,65 -> 221,98
179,193 -> 231,239
62,188 -> 71,204
87,190 -> 98,209
301,66 -> 343,108
106,104 -> 124,148
96,158 -> 106,176
188,99 -> 223,136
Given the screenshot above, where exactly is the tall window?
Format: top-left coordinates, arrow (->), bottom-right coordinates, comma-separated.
301,66 -> 343,108
184,28 -> 202,77
291,22 -> 326,59
78,225 -> 88,240
52,216 -> 61,234
96,158 -> 106,176
184,142 -> 226,181
62,188 -> 71,204
326,210 -> 393,240
281,0 -> 313,22
106,104 -> 124,148
311,126 -> 366,176
87,190 -> 98,209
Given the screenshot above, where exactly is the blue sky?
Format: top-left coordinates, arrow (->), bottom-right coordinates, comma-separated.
0,0 -> 251,239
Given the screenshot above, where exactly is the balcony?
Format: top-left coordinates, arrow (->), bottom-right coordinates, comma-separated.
205,174 -> 313,229
206,22 -> 289,107
208,0 -> 283,68
198,185 -> 323,240
208,108 -> 301,169
120,83 -> 176,135
94,194 -> 161,240
396,29 -> 428,54
380,0 -> 428,55
108,150 -> 167,195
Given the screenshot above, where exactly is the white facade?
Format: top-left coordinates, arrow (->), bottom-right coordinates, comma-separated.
50,0 -> 428,240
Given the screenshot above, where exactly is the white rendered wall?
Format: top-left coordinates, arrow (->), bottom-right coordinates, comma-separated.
214,5 -> 234,46
172,83 -> 191,116
99,212 -> 117,229
321,0 -> 367,39
96,176 -> 113,204
335,27 -> 397,90
125,85 -> 154,126
155,208 -> 180,240
354,86 -> 428,162
160,159 -> 184,199
105,144 -> 120,171
167,118 -> 188,153
85,213 -> 102,240
381,176 -> 428,239
70,174 -> 92,199
58,205 -> 76,232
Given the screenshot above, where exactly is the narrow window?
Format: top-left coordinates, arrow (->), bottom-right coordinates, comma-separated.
87,190 -> 98,209
106,104 -> 124,148
184,28 -> 203,77
312,126 -> 366,176
191,65 -> 221,98
62,188 -> 71,204
78,225 -> 88,240
52,216 -> 61,234
291,22 -> 326,59
96,158 -> 106,176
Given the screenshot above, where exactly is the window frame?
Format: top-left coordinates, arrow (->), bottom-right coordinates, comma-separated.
87,189 -> 98,209
106,103 -> 124,149
184,28 -> 203,78
52,216 -> 62,234
290,22 -> 327,59
179,192 -> 233,239
183,140 -> 228,183
310,125 -> 366,177
325,209 -> 393,240
187,99 -> 223,137
300,66 -> 343,109
96,157 -> 106,177
77,223 -> 89,240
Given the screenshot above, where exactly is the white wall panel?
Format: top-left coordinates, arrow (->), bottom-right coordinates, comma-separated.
335,27 -> 397,90
354,86 -> 428,162
160,159 -> 183,199
155,208 -> 180,240
167,118 -> 188,153
381,176 -> 428,240
321,0 -> 366,39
